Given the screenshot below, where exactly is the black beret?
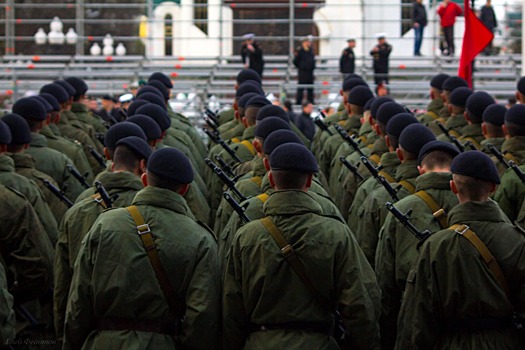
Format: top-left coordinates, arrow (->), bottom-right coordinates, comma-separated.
343,73 -> 362,82
256,104 -> 290,122
54,80 -> 76,97
147,147 -> 194,184
370,96 -> 394,118
235,82 -> 264,99
399,123 -> 436,155
482,104 -> 507,126
451,150 -> 500,184
1,113 -> 28,144
342,78 -> 368,92
376,102 -> 406,125
442,76 -> 468,92
418,140 -> 460,165
33,95 -> 53,113
466,91 -> 496,118
148,72 -> 173,89
137,86 -> 164,99
430,73 -> 450,90
127,99 -> 150,116
238,92 -> 259,109
104,122 -> 147,150
147,80 -> 170,100
505,104 -> 525,126
246,95 -> 271,109
40,93 -> 60,112
137,92 -> 167,110
348,85 -> 374,107
517,76 -> 525,95
65,77 -> 88,96
254,117 -> 291,139
263,129 -> 304,155
386,113 -> 419,138
12,97 -> 47,121
135,103 -> 172,131
364,97 -> 376,111
127,115 -> 162,141
40,83 -> 69,104
448,87 -> 473,108
236,69 -> 262,85
116,136 -> 153,160
270,143 -> 318,173
0,120 -> 12,145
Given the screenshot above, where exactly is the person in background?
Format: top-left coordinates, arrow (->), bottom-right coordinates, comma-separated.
339,38 -> 356,79
437,0 -> 462,56
296,100 -> 315,141
283,99 -> 297,125
413,0 -> 428,56
480,0 -> 498,55
294,36 -> 316,105
241,33 -> 265,78
370,33 -> 392,85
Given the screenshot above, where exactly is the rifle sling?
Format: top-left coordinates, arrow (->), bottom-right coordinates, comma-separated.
378,170 -> 396,184
369,154 -> 381,165
91,194 -> 107,209
250,176 -> 263,187
414,190 -> 448,229
256,193 -> 269,203
398,180 -> 415,194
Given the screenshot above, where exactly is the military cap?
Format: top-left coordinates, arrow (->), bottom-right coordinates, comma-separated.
40,83 -> 69,104
135,103 -> 171,131
12,97 -> 47,121
0,120 -> 12,145
235,82 -> 264,99
263,129 -> 303,155
148,72 -> 173,89
246,95 -> 271,108
254,117 -> 291,140
270,143 -> 318,173
2,113 -> 29,145
505,104 -> 525,126
482,104 -> 507,126
137,92 -> 167,110
137,86 -> 164,99
370,96 -> 394,118
147,80 -> 170,100
348,85 -> 374,107
517,76 -> 525,95
418,140 -> 460,165
238,92 -> 260,109
148,148 -> 194,184
54,80 -> 76,97
399,123 -> 436,155
451,150 -> 500,184
386,113 -> 419,138
242,33 -> 255,40
127,99 -> 150,116
127,115 -> 162,141
40,93 -> 60,111
116,136 -> 153,161
430,73 -> 450,90
33,95 -> 53,113
376,102 -> 406,125
442,76 -> 468,92
65,77 -> 88,97
343,73 -> 362,82
364,97 -> 376,111
256,104 -> 290,122
466,91 -> 495,119
119,93 -> 134,104
342,77 -> 368,92
236,69 -> 262,85
104,122 -> 147,150
448,87 -> 473,108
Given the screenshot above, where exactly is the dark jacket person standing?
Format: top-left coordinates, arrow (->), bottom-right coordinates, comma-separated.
413,0 -> 428,56
241,33 -> 265,78
480,0 -> 498,55
370,34 -> 392,85
294,36 -> 316,105
339,39 -> 356,78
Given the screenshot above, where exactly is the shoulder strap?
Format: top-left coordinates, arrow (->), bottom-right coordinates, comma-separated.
461,136 -> 481,150
427,111 -> 439,120
378,170 -> 396,184
231,137 -> 241,143
240,140 -> 256,156
256,193 -> 269,203
449,129 -> 461,139
414,190 -> 448,229
504,152 -> 519,165
450,224 -> 510,297
126,205 -> 183,316
91,194 -> 107,209
398,180 -> 416,194
260,217 -> 331,310
369,154 -> 381,165
249,176 -> 263,187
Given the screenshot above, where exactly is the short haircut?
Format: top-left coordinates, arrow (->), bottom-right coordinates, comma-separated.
26,118 -> 42,132
6,144 -> 25,153
112,144 -> 142,172
244,106 -> 261,125
283,100 -> 293,110
350,104 -> 364,115
453,173 -> 494,201
271,170 -> 310,190
387,135 -> 399,150
505,123 -> 525,137
466,110 -> 483,124
484,123 -> 504,138
147,171 -> 184,192
421,150 -> 455,170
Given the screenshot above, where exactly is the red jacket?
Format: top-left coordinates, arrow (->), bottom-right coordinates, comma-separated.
438,2 -> 462,27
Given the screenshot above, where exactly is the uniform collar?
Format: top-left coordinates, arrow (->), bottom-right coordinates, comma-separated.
96,170 -> 144,192
460,123 -> 482,138
371,137 -> 388,156
343,114 -> 362,131
446,114 -> 467,129
379,151 -> 400,169
0,155 -> 15,172
448,200 -> 508,225
252,156 -> 267,177
415,171 -> 452,191
501,136 -> 525,154
264,190 -> 323,217
427,99 -> 444,115
8,152 -> 36,169
30,132 -> 48,147
396,159 -> 420,181
132,186 -> 192,216
40,125 -> 59,140
480,137 -> 504,150
71,102 -> 88,113
241,125 -> 256,141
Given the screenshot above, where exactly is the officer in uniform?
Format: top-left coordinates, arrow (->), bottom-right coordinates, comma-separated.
480,104 -> 507,152
241,33 -> 265,78
396,151 -> 525,349
339,38 -> 356,78
64,148 -> 220,350
370,33 -> 392,85
293,36 -> 316,105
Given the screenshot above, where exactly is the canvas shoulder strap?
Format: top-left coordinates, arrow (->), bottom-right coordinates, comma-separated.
398,180 -> 416,194
249,176 -> 263,187
369,154 -> 381,165
256,193 -> 269,203
415,190 -> 448,229
240,140 -> 256,156
378,170 -> 396,184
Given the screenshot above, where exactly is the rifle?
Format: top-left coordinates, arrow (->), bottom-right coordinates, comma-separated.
361,156 -> 399,202
205,108 -> 220,125
203,129 -> 243,163
205,158 -> 247,202
333,124 -> 367,158
215,154 -> 236,179
339,156 -> 364,181
463,140 -> 478,151
508,161 -> 525,184
223,192 -> 251,224
486,143 -> 525,183
94,181 -> 118,209
41,179 -> 74,208
66,164 -> 90,189
314,117 -> 334,136
435,121 -> 465,152
88,145 -> 107,169
385,202 -> 432,242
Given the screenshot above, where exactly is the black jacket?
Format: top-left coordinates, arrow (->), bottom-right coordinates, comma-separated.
480,5 -> 497,30
413,3 -> 427,27
293,47 -> 316,72
339,47 -> 355,74
241,41 -> 265,76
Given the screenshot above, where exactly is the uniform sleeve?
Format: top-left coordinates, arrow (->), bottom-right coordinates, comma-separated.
0,264 -> 15,345
28,180 -> 59,246
493,170 -> 524,222
339,50 -> 345,72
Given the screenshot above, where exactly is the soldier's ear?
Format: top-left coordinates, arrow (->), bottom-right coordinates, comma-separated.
463,111 -> 471,124
481,123 -> 488,138
305,174 -> 313,190
111,162 -> 115,172
141,173 -> 148,187
268,170 -> 276,188
263,157 -> 270,171
253,139 -> 263,156
502,124 -> 509,138
178,183 -> 190,196
103,148 -> 111,161
418,165 -> 426,175
396,148 -> 404,162
450,180 -> 458,195
139,159 -> 147,175
385,135 -> 391,150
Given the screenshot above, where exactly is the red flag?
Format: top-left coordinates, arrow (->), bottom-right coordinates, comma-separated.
458,0 -> 494,87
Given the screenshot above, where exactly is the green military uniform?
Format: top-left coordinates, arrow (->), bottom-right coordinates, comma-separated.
458,123 -> 484,150
375,172 -> 458,349
71,102 -> 107,135
435,113 -> 467,141
65,106 -> 103,149
10,152 -> 69,224
500,136 -> 525,165
493,164 -> 525,224
0,262 -> 15,345
167,107 -> 208,159
311,108 -> 349,157
480,137 -> 505,154
0,155 -> 59,245
64,186 -> 220,350
216,107 -> 235,128
417,99 -> 444,124
220,120 -> 245,142
222,190 -> 381,350
54,170 -> 144,341
396,200 -> 525,349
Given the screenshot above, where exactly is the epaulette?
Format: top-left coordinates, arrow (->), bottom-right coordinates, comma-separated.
4,185 -> 27,199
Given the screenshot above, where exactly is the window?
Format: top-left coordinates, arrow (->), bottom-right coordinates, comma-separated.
194,0 -> 208,35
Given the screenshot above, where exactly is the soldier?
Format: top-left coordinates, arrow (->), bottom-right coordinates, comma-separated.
370,33 -> 392,85
500,104 -> 525,165
435,86 -> 472,141
417,73 -> 449,125
516,76 -> 525,104
481,104 -> 507,152
438,76 -> 468,119
55,136 -> 151,343
0,263 -> 15,345
295,100 -> 315,141
339,38 -> 356,78
375,140 -> 459,349
293,36 -> 316,105
64,148 -> 219,350
396,151 -> 525,349
241,33 -> 265,78
460,91 -> 496,148
66,76 -> 107,135
127,114 -> 163,148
